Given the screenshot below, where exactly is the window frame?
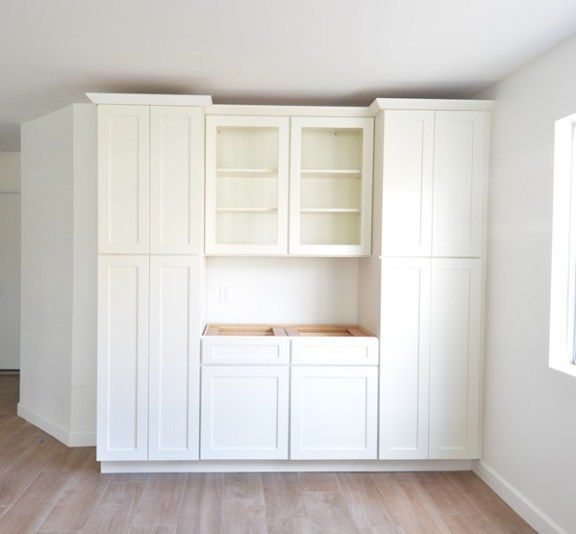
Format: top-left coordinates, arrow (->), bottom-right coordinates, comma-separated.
549,112 -> 576,378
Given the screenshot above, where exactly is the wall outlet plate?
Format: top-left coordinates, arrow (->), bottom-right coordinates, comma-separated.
219,285 -> 231,304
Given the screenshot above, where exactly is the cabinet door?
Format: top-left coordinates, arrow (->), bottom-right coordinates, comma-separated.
150,107 -> 204,254
380,258 -> 431,459
98,105 -> 149,253
97,255 -> 149,461
430,259 -> 482,459
205,116 -> 289,255
200,366 -> 289,459
149,256 -> 203,460
382,111 -> 434,256
289,117 -> 373,256
290,366 -> 378,459
432,111 -> 487,257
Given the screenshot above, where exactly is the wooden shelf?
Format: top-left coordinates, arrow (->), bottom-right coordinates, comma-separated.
216,168 -> 278,175
217,207 -> 278,213
300,208 -> 361,214
300,169 -> 362,178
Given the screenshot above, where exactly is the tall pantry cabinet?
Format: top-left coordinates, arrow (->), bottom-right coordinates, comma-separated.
378,107 -> 488,460
97,104 -> 205,461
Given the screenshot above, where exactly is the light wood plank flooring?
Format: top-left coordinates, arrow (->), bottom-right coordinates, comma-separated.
0,375 -> 534,533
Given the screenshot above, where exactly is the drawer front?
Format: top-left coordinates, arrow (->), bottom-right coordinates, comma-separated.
291,338 -> 378,365
202,338 -> 290,365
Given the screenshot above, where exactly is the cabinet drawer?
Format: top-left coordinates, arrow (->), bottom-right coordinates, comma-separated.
202,338 -> 290,365
291,338 -> 378,365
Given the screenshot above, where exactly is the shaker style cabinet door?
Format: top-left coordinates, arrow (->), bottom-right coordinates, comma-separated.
432,111 -> 487,257
97,255 -> 149,461
205,115 -> 289,255
289,117 -> 374,256
200,366 -> 289,459
148,256 -> 203,460
379,258 -> 431,459
150,107 -> 204,254
429,258 -> 482,459
98,105 -> 150,253
382,111 -> 434,256
290,366 -> 378,460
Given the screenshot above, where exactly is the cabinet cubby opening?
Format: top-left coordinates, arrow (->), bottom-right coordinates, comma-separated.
300,128 -> 363,171
300,212 -> 361,246
216,211 -> 278,245
216,126 -> 279,170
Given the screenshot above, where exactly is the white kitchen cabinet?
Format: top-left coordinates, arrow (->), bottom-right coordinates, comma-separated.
429,258 -> 482,459
382,111 -> 434,257
379,258 -> 431,459
432,111 -> 487,257
97,255 -> 149,461
148,256 -> 203,461
98,105 -> 149,254
150,107 -> 204,254
289,117 -> 374,256
200,365 -> 289,460
205,115 -> 289,255
202,335 -> 290,365
290,331 -> 378,365
290,366 -> 378,460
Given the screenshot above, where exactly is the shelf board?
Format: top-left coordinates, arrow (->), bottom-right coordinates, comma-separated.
300,169 -> 362,178
300,208 -> 361,214
217,207 -> 278,213
216,168 -> 278,176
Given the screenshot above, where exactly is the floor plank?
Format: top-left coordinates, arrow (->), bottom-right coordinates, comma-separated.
130,474 -> 187,529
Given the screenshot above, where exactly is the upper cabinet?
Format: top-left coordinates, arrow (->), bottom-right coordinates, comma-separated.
150,107 -> 204,254
98,105 -> 150,254
204,115 -> 374,257
380,110 -> 487,258
289,117 -> 373,256
432,111 -> 486,257
98,105 -> 205,255
205,116 -> 289,255
382,111 -> 434,257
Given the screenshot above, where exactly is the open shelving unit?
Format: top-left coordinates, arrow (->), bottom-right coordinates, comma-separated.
290,117 -> 374,255
205,116 -> 289,254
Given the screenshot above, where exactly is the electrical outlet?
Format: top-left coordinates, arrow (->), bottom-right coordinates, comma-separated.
219,285 -> 231,304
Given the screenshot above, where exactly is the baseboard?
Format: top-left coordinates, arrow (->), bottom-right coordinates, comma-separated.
17,402 -> 70,446
101,459 -> 472,474
68,430 -> 97,447
16,403 -> 96,448
473,460 -> 567,534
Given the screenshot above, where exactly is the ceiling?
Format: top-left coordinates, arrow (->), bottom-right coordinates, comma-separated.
1,0 -> 576,150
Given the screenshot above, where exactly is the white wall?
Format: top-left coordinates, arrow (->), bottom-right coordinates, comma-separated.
20,104 -> 97,445
206,257 -> 360,324
475,35 -> 576,534
0,152 -> 21,369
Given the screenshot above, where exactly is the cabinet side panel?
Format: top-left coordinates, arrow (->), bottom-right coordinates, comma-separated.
380,259 -> 430,459
382,111 -> 434,256
149,257 -> 202,460
150,107 -> 204,253
433,112 -> 485,257
97,256 -> 149,460
98,106 -> 149,253
430,258 -> 481,459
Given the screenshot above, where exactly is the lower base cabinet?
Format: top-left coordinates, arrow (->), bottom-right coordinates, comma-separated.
290,366 -> 378,460
200,365 -> 289,460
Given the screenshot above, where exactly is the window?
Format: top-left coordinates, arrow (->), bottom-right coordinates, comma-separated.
549,112 -> 576,377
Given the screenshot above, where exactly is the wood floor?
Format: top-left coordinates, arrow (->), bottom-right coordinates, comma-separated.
0,376 -> 533,534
